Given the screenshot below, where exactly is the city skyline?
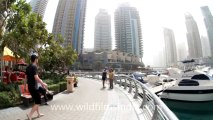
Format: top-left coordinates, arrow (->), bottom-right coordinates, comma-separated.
26,0 -> 213,67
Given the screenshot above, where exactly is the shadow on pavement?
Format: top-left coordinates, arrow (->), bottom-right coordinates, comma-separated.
100,88 -> 108,91
61,90 -> 73,94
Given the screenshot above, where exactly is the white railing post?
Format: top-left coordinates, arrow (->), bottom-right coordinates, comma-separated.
114,75 -> 117,85
124,78 -> 127,90
119,76 -> 122,87
133,80 -> 138,99
151,101 -> 159,120
128,78 -> 132,93
120,74 -> 178,120
140,86 -> 147,108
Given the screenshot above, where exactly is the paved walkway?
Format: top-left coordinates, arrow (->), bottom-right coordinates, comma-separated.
0,77 -> 139,120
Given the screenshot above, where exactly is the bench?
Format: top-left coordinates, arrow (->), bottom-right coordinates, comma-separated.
19,84 -> 53,106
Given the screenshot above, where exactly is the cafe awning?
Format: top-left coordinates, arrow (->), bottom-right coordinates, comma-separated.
1,47 -> 17,61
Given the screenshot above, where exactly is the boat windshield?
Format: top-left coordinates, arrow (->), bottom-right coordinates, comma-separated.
191,74 -> 213,80
133,72 -> 145,80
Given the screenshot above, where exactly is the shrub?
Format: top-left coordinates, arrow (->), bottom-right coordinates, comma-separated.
16,81 -> 23,85
0,92 -> 12,108
0,90 -> 20,109
9,89 -> 21,104
0,83 -> 18,92
40,72 -> 52,80
0,82 -> 10,91
61,76 -> 66,82
42,72 -> 67,82
59,82 -> 67,92
44,79 -> 54,85
42,72 -> 59,80
53,78 -> 60,84
0,82 -> 21,109
48,84 -> 60,93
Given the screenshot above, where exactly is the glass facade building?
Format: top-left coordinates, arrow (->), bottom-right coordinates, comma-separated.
52,0 -> 87,54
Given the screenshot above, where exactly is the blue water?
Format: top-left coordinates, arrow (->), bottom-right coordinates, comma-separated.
163,99 -> 213,120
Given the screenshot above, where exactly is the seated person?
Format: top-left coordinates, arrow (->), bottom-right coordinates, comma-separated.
10,72 -> 18,82
3,71 -> 10,84
72,74 -> 78,87
19,72 -> 26,79
3,66 -> 11,84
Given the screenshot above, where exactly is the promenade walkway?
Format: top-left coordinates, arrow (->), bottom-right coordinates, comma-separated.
0,77 -> 139,120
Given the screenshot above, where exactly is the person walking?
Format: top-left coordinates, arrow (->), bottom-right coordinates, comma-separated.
108,69 -> 114,89
102,69 -> 107,88
25,54 -> 47,120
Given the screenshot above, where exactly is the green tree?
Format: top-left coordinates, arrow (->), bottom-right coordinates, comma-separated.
2,0 -> 49,59
0,0 -> 16,46
39,35 -> 78,73
61,46 -> 78,71
0,0 -> 22,77
0,0 -> 77,77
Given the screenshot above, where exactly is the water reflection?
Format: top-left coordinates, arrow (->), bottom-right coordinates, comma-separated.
163,99 -> 213,120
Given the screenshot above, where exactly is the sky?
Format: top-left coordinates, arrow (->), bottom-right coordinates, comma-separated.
27,0 -> 213,67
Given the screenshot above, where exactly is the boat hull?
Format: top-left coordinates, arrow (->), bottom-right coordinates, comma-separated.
161,89 -> 213,102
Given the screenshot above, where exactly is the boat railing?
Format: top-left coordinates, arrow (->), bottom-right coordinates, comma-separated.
75,72 -> 178,120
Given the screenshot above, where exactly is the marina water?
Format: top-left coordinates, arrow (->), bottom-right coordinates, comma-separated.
163,99 -> 213,120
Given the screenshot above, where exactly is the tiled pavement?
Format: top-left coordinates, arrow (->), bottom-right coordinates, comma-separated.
0,78 -> 139,120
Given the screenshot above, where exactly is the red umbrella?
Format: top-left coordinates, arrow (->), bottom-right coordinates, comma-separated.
17,59 -> 27,66
15,59 -> 27,72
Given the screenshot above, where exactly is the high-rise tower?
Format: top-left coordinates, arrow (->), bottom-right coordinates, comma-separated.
94,9 -> 111,51
185,13 -> 203,58
163,28 -> 177,66
30,0 -> 48,18
201,6 -> 213,57
52,0 -> 87,54
114,3 -> 143,57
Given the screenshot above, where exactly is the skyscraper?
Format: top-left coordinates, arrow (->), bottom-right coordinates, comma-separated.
163,28 -> 177,66
114,3 -> 143,57
177,42 -> 187,61
30,0 -> 48,18
201,36 -> 211,57
201,6 -> 213,57
94,9 -> 111,51
52,0 -> 87,54
185,13 -> 203,58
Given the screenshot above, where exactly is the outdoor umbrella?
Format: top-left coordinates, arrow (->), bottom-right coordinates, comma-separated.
1,47 -> 18,81
15,59 -> 27,72
2,47 -> 16,61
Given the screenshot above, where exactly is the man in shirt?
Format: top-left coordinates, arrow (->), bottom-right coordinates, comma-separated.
25,54 -> 47,120
102,69 -> 107,88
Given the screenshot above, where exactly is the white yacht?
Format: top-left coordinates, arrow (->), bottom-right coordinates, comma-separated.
160,69 -> 213,102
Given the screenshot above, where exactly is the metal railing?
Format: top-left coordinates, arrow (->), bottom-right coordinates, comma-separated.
75,72 -> 178,120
